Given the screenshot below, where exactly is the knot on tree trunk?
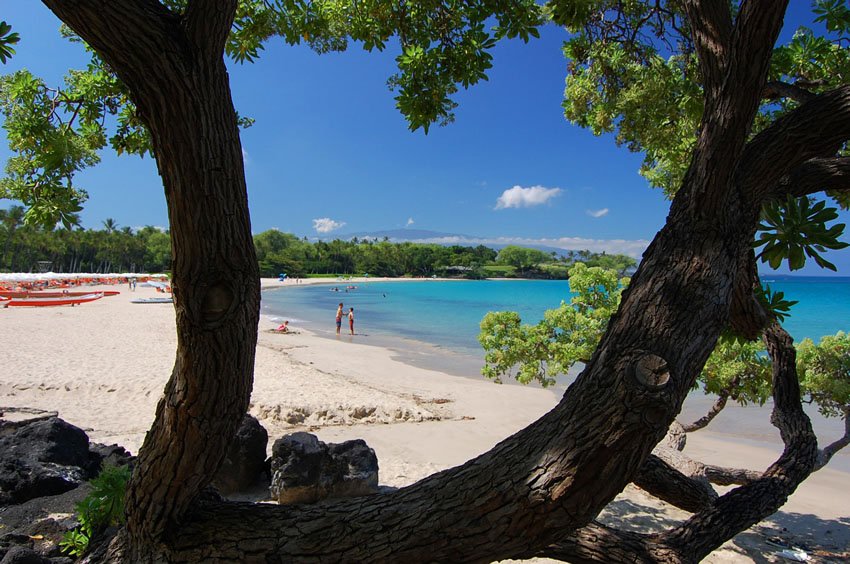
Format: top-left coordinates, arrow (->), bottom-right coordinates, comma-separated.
201,282 -> 235,326
622,351 -> 676,431
632,354 -> 671,390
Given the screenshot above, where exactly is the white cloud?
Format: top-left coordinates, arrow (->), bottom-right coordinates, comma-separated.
241,147 -> 250,165
495,185 -> 562,210
406,217 -> 415,227
394,235 -> 650,259
312,217 -> 346,233
586,208 -> 609,218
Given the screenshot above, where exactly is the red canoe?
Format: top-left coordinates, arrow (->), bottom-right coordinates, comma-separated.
0,290 -> 119,299
3,292 -> 104,307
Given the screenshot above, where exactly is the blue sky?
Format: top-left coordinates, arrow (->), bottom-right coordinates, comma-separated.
3,2 -> 850,274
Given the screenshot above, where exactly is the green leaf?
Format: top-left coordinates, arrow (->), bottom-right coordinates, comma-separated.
755,196 -> 848,272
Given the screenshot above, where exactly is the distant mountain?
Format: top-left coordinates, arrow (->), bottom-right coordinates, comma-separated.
328,229 -> 469,241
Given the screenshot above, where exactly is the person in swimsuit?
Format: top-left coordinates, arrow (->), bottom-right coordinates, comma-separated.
348,307 -> 355,335
335,303 -> 344,334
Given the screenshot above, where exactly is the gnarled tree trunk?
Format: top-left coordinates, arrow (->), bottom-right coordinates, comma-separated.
42,1 -> 260,560
41,0 -> 850,562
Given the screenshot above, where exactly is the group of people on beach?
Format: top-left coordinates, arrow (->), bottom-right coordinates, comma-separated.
272,302 -> 355,336
336,302 -> 354,335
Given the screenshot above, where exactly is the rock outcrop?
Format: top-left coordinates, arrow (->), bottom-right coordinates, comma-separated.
269,432 -> 379,504
211,414 -> 270,495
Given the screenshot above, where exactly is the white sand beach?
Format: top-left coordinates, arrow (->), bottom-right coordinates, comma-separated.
1,277 -> 847,562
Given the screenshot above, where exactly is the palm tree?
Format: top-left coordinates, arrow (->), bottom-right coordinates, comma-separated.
102,217 -> 119,233
0,205 -> 25,271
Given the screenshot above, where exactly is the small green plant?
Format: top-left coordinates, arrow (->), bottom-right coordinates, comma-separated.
60,464 -> 131,557
59,528 -> 89,558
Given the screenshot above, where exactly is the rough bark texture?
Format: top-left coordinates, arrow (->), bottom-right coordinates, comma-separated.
41,0 -> 259,559
37,0 -> 848,562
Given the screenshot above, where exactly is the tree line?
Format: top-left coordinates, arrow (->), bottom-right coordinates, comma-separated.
0,207 -> 171,274
0,207 -> 635,279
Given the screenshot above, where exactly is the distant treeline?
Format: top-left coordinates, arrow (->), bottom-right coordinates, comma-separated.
0,208 -> 636,278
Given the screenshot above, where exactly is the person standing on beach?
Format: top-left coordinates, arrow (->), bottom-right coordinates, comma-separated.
348,307 -> 355,335
335,302 -> 344,334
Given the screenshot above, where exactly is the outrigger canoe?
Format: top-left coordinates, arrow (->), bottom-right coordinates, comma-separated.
131,297 -> 173,304
3,292 -> 104,307
0,290 -> 119,299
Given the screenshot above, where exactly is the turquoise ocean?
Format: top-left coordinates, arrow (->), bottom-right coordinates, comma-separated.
262,276 -> 850,472
262,276 -> 850,357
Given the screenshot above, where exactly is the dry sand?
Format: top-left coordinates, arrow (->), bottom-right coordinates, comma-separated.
1,277 -> 847,562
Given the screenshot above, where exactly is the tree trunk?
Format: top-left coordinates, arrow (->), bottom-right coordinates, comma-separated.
41,1 -> 259,560
40,1 -> 838,562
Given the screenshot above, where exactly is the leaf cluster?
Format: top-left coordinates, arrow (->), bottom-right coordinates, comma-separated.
60,464 -> 131,557
699,335 -> 772,407
478,262 -> 626,386
0,21 -> 20,64
755,195 -> 849,271
222,1 -> 544,131
478,264 -> 845,421
558,0 -> 849,196
754,283 -> 798,323
797,332 -> 850,418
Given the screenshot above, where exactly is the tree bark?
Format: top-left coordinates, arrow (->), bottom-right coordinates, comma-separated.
39,1 -> 833,562
681,389 -> 731,432
41,0 -> 259,559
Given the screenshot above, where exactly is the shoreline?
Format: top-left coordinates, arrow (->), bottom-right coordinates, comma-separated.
261,277 -> 850,474
1,278 -> 848,561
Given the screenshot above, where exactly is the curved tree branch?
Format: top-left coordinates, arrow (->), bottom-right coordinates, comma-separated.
737,85 -> 850,207
816,407 -> 850,470
762,80 -> 816,104
40,0 -> 185,104
681,390 -> 731,432
542,521 -> 669,564
773,156 -> 850,199
657,320 -> 818,561
634,454 -> 718,513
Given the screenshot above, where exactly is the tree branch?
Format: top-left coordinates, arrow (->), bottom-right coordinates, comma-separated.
701,464 -> 762,486
541,521 -> 669,564
674,1 -> 787,216
728,0 -> 789,93
729,250 -> 769,340
773,156 -> 850,199
653,444 -> 759,488
682,389 -> 731,433
762,80 -> 816,104
657,320 -> 818,560
633,454 -> 717,513
737,85 -> 850,206
183,0 -> 237,61
683,0 -> 731,99
816,407 -> 850,470
40,1 -> 184,101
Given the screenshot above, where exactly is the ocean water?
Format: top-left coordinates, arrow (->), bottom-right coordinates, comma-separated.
262,276 -> 850,471
262,276 -> 850,356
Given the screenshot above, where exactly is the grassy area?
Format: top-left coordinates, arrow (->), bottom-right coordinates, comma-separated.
481,265 -> 517,277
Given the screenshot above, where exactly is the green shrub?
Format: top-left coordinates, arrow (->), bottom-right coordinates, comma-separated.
60,464 -> 131,557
